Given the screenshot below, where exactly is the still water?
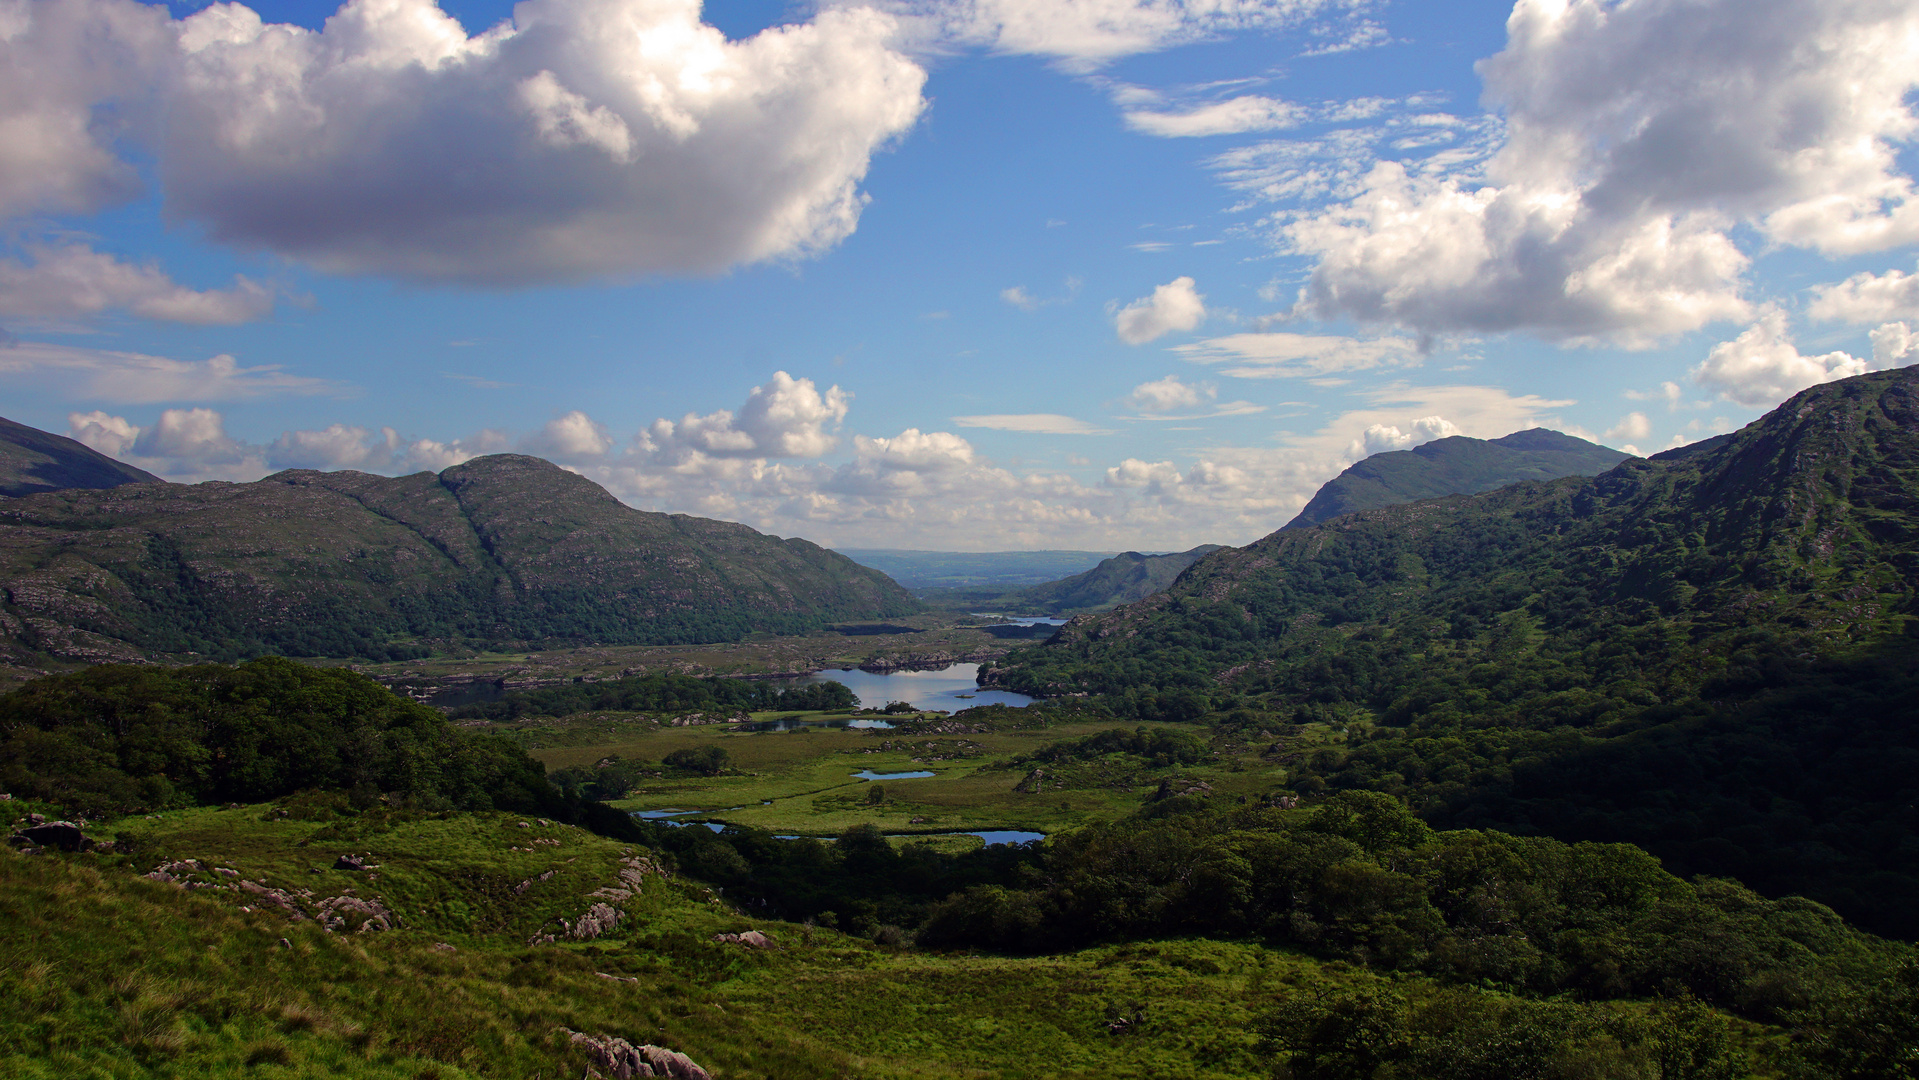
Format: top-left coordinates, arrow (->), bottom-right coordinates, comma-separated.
802,663 -> 1034,711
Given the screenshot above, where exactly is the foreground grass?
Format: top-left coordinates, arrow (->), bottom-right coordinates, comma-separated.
2,802 -> 1794,1078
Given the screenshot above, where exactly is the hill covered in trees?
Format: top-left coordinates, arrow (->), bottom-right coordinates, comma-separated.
0,453 -> 917,666
1286,428 -> 1631,529
989,368 -> 1919,936
919,545 -> 1224,616
0,415 -> 160,498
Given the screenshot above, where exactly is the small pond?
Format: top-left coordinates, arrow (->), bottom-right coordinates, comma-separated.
734,717 -> 897,732
852,769 -> 935,780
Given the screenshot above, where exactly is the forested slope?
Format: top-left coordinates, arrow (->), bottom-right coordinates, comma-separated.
990,368 -> 1919,935
0,453 -> 917,665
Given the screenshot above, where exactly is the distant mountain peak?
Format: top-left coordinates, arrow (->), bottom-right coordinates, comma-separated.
0,415 -> 162,498
1285,427 -> 1630,530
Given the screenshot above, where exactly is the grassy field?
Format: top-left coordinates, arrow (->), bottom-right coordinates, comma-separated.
1,800 -> 1793,1079
509,706 -> 1316,838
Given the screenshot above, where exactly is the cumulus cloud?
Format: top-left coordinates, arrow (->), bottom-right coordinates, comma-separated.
1173,330 -> 1420,379
1124,94 -> 1304,137
1810,262 -> 1919,325
0,243 -> 273,324
523,410 -> 612,460
1273,0 -> 1919,344
0,341 -> 346,402
68,406 -> 269,481
950,413 -> 1113,434
0,0 -> 171,219
267,423 -> 398,469
0,0 -> 927,286
1871,322 -> 1919,370
1115,275 -> 1205,344
636,371 -> 850,465
1347,415 -> 1459,458
1692,309 -> 1867,408
1604,411 -> 1650,444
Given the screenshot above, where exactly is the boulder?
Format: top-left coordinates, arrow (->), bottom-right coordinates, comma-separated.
10,820 -> 92,851
567,1032 -> 713,1080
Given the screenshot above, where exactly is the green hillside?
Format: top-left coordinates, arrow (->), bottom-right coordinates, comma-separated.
926,545 -> 1225,616
0,415 -> 161,498
1286,428 -> 1631,528
989,368 -> 1919,936
0,453 -> 917,666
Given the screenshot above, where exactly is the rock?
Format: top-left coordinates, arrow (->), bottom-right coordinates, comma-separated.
432,942 -> 457,952
566,903 -> 622,941
567,1032 -> 713,1080
333,854 -> 367,871
278,938 -> 292,949
10,820 -> 92,851
712,929 -> 772,948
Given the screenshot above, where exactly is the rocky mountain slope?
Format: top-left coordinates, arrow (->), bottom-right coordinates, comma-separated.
0,415 -> 161,498
0,453 -> 917,666
1285,428 -> 1630,529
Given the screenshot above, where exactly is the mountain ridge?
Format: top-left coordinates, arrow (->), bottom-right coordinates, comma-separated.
0,415 -> 162,498
1284,427 -> 1631,529
0,452 -> 917,668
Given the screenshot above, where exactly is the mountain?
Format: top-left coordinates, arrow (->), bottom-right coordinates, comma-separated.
0,453 -> 917,666
976,545 -> 1224,616
1285,428 -> 1631,529
0,415 -> 161,498
835,549 -> 1119,589
990,367 -> 1919,935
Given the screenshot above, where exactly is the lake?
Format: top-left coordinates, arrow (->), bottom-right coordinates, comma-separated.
802,663 -> 1034,711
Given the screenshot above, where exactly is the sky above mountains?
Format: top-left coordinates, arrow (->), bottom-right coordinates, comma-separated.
2,0 -> 1917,549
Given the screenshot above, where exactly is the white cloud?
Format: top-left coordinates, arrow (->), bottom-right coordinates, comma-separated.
66,409 -> 139,457
1692,309 -> 1867,408
267,423 -> 398,469
399,429 -> 512,471
0,0 -> 171,219
1871,322 -> 1919,370
1115,275 -> 1205,343
0,340 -> 346,402
1173,330 -> 1420,379
908,0 -> 1346,70
523,410 -> 612,460
1347,415 -> 1459,458
851,428 -> 976,472
2,0 -> 927,286
1810,262 -> 1919,325
1104,457 -> 1182,492
950,413 -> 1113,434
1000,285 -> 1041,311
1124,94 -> 1304,137
1271,0 -> 1919,345
637,371 -> 850,464
1604,411 -> 1650,443
68,406 -> 270,482
0,243 -> 273,325
1124,374 -> 1210,412
1624,381 -> 1684,410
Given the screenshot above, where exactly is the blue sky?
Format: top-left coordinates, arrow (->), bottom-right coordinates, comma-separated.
2,0 -> 1916,549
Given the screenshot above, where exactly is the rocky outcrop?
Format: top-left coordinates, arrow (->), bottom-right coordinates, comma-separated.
8,820 -> 93,851
566,1032 -> 713,1080
712,930 -> 772,948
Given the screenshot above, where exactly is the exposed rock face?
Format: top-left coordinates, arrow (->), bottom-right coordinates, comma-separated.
567,1032 -> 713,1080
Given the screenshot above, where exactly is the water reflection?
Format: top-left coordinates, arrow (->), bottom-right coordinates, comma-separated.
802,663 -> 1033,711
